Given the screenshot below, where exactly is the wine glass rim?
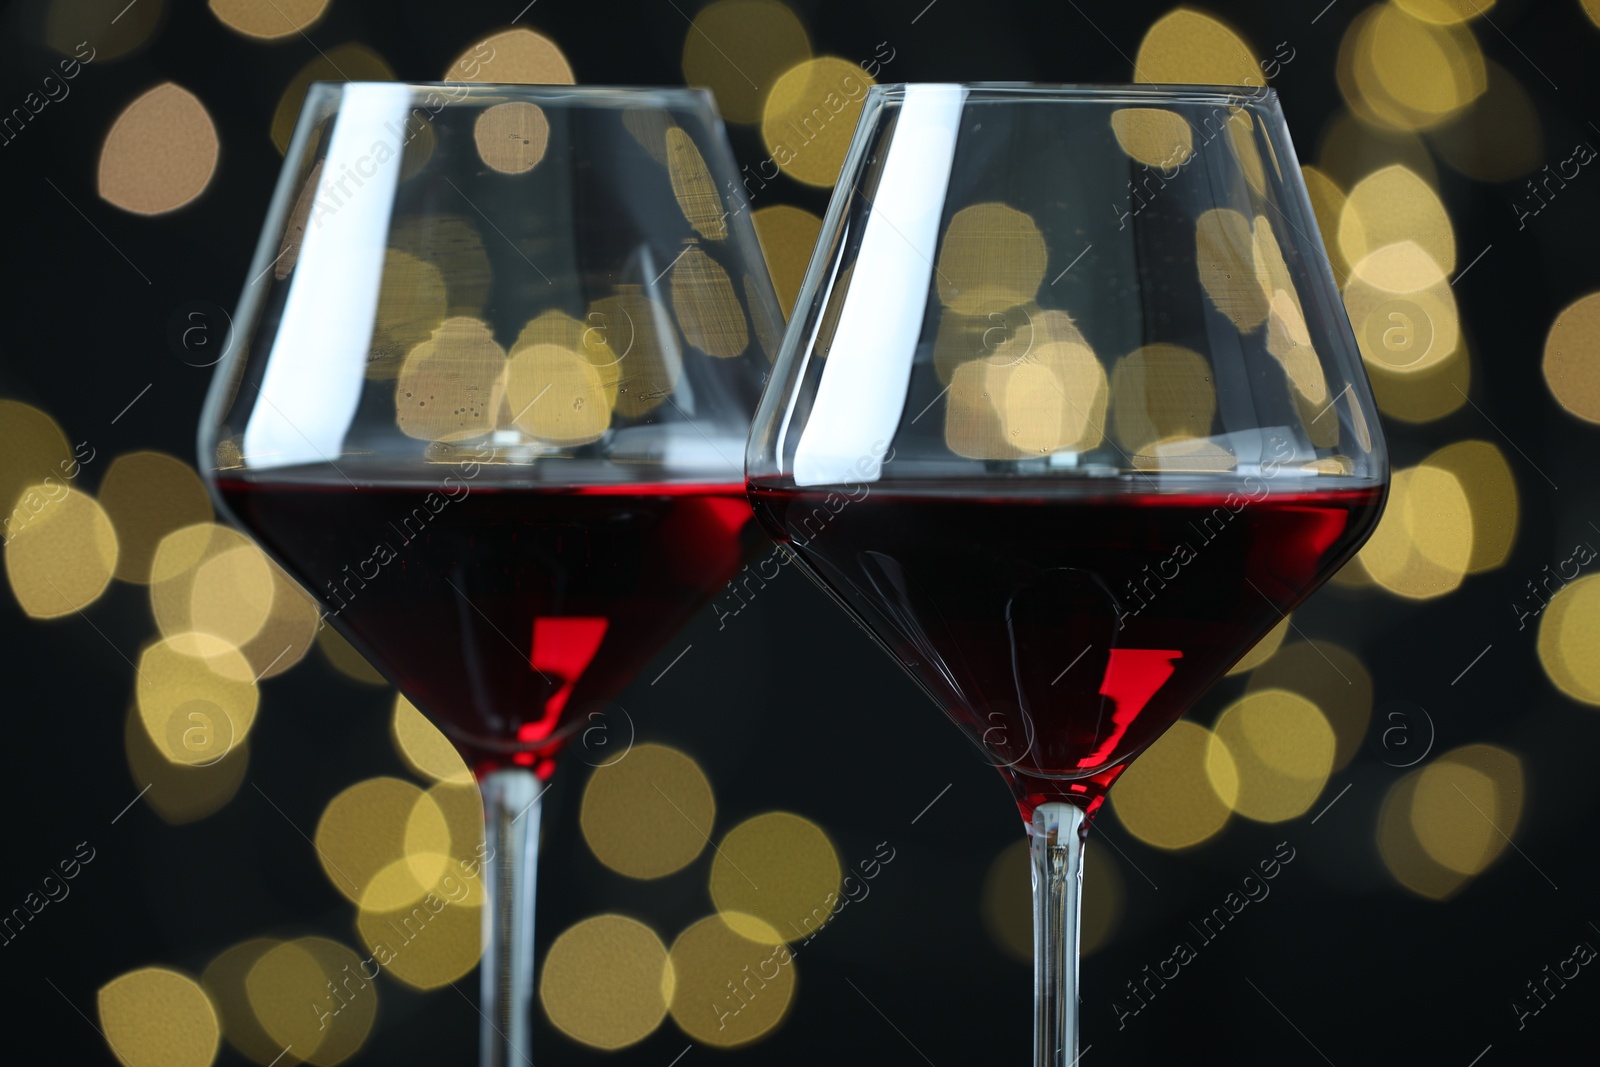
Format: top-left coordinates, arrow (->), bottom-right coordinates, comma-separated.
304,81 -> 716,100
866,82 -> 1279,106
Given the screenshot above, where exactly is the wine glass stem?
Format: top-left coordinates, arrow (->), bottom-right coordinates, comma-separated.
1031,802 -> 1086,1066
480,768 -> 541,1067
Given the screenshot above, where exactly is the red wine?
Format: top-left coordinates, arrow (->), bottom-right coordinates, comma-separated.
218,477 -> 752,775
747,480 -> 1384,817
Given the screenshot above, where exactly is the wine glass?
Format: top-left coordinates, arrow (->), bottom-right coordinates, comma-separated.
199,82 -> 780,1067
745,83 -> 1388,1063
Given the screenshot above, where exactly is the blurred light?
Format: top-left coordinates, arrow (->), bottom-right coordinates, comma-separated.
355,854 -> 484,989
1133,9 -> 1263,86
443,28 -> 575,83
1360,465 -> 1473,599
580,743 -> 715,879
539,915 -> 672,1049
1429,61 -> 1541,183
1587,0 -> 1600,29
246,938 -> 375,1065
136,633 -> 257,766
1339,4 -> 1485,132
934,305 -> 1086,384
1339,165 -> 1456,277
1196,208 -> 1268,330
392,695 -> 473,785
594,287 -> 685,418
506,343 -> 612,445
4,487 -> 116,617
1425,440 -> 1517,573
125,704 -> 248,824
1247,640 -> 1373,772
47,0 -> 163,61
710,812 -> 840,944
1317,110 -> 1440,191
668,914 -> 795,1045
1544,292 -> 1600,424
1377,765 -> 1468,899
1300,166 -> 1351,281
1208,689 -> 1335,822
623,108 -> 674,165
1110,108 -> 1192,168
202,940 -> 285,1066
760,57 -> 875,187
427,779 -> 486,862
512,309 -> 622,406
99,83 -> 218,214
682,0 -> 811,124
936,203 -> 1048,317
980,839 -> 1123,962
474,101 -> 550,174
671,249 -> 750,357
390,215 -> 492,319
191,545 -> 275,647
667,127 -> 728,240
97,967 -> 218,1067
1226,108 -> 1268,196
1539,574 -> 1600,706
97,452 -> 212,584
395,317 -> 506,442
317,625 -> 387,685
1110,720 -> 1234,849
315,777 -> 449,906
1226,615 -> 1290,676
1343,242 -> 1460,375
272,44 -> 394,153
209,0 -> 329,39
1411,745 -> 1522,873
1393,0 -> 1494,22
1366,338 -> 1471,423
0,398 -> 72,519
751,205 -> 821,319
368,250 -> 449,380
1110,344 -> 1216,457
946,333 -> 1109,460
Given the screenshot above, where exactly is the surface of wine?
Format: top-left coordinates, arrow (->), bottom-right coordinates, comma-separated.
748,480 -> 1385,816
219,477 -> 752,774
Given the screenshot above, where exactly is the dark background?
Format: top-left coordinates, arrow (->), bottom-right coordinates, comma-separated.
2,0 -> 1599,1063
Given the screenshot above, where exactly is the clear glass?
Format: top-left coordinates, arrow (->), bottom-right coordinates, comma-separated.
745,83 -> 1389,1064
198,82 -> 780,1067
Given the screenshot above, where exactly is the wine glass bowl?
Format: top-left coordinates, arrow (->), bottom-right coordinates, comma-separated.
744,83 -> 1388,1063
199,82 -> 781,1067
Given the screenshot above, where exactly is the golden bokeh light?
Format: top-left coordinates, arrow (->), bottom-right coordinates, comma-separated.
1429,61 -> 1542,183
1394,0 -> 1494,22
539,915 -> 672,1049
247,938 -> 375,1066
1317,110 -> 1440,192
1544,292 -> 1600,424
1380,745 -> 1522,899
98,967 -> 219,1067
1196,208 -> 1268,331
473,101 -> 550,174
593,287 -> 685,418
99,83 -> 219,215
210,0 -> 329,39
203,939 -> 287,1066
1424,440 -> 1517,573
751,205 -> 821,318
667,127 -> 728,240
1343,242 -> 1460,374
934,305 -> 1086,384
395,317 -> 506,442
191,545 -> 275,647
1587,0 -> 1600,29
1338,4 -> 1486,132
47,0 -> 163,61
1110,720 -> 1234,850
1360,465 -> 1473,599
0,398 -> 73,520
511,309 -> 623,407
368,249 -> 450,380
1109,344 -> 1216,457
1538,574 -> 1600,706
1226,615 -> 1290,676
981,839 -> 1123,962
1377,767 -> 1467,900
1366,338 -> 1471,424
318,625 -> 387,685
505,343 -> 613,445
682,0 -> 811,124
125,704 -> 249,824
1110,108 -> 1193,169
761,57 -> 875,187
392,694 -> 473,785
390,215 -> 492,319
443,28 -> 575,83
4,487 -> 116,617
1247,640 -> 1373,772
581,743 -> 715,879
1300,166 -> 1351,281
671,248 -> 750,357
271,44 -> 394,154
97,452 -> 213,584
669,914 -> 795,1046
710,812 -> 841,944
623,107 -> 675,165
1208,689 -> 1335,822
944,324 -> 1110,461
355,855 -> 485,989
936,203 -> 1049,317
1134,8 -> 1262,86
1338,165 -> 1456,278
137,633 -> 258,767
315,777 -> 448,906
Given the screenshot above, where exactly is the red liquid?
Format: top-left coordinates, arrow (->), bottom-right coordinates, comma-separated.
218,478 -> 752,774
747,481 -> 1384,818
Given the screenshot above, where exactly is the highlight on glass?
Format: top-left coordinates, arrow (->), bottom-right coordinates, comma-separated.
198,82 -> 780,1067
745,82 -> 1389,1064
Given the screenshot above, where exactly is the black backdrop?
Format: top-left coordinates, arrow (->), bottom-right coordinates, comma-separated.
2,0 -> 1599,1064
